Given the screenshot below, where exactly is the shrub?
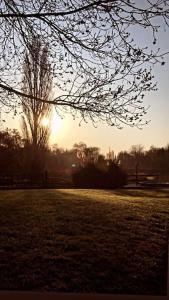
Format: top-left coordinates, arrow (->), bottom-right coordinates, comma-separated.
72,162 -> 127,188
72,163 -> 105,188
106,162 -> 127,188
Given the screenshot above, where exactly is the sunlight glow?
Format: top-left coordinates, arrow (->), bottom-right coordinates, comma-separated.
41,117 -> 49,127
50,111 -> 62,144
51,114 -> 62,133
41,113 -> 63,145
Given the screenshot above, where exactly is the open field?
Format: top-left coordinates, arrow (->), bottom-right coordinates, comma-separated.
0,189 -> 168,295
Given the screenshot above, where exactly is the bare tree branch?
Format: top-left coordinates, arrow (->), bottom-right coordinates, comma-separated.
0,0 -> 169,128
0,0 -> 111,18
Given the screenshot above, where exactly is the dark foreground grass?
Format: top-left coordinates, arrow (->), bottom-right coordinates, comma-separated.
0,188 -> 168,295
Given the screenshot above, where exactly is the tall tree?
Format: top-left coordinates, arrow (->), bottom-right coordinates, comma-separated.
21,38 -> 53,182
21,38 -> 52,149
0,1 -> 169,128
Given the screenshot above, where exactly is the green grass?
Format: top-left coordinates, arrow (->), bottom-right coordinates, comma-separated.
0,188 -> 168,295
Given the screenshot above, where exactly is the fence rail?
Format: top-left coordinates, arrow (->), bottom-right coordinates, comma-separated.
0,175 -> 73,189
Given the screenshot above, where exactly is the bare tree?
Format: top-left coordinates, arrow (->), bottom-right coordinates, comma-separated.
84,147 -> 100,164
20,38 -> 53,182
74,142 -> 100,165
21,38 -> 52,149
0,1 -> 169,128
73,142 -> 87,166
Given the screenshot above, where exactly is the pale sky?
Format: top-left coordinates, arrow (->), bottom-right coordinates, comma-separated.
2,19 -> 169,156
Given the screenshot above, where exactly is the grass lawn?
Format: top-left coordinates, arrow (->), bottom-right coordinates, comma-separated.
0,188 -> 168,295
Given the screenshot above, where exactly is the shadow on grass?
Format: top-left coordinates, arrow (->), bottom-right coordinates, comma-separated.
0,188 -> 168,295
110,188 -> 169,199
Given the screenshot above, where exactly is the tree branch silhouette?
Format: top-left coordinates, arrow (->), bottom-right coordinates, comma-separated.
0,0 -> 169,128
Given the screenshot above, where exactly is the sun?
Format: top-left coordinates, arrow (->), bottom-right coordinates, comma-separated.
41,112 -> 63,145
41,113 -> 62,132
41,117 -> 49,127
50,112 -> 63,144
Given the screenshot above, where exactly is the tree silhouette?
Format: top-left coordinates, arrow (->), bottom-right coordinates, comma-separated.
130,145 -> 144,184
0,1 -> 169,128
73,142 -> 100,166
73,142 -> 87,166
21,38 -> 52,149
0,129 -> 23,176
21,38 -> 53,182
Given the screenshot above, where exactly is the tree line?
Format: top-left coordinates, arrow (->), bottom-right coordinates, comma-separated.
117,145 -> 169,180
0,128 -> 169,187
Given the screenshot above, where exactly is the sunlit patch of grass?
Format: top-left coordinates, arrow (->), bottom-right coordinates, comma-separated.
0,188 -> 168,294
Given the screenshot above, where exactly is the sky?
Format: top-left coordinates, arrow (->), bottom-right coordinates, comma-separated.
3,16 -> 169,157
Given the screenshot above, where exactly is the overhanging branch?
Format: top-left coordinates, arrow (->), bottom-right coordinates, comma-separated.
0,83 -> 53,104
0,0 -> 113,18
